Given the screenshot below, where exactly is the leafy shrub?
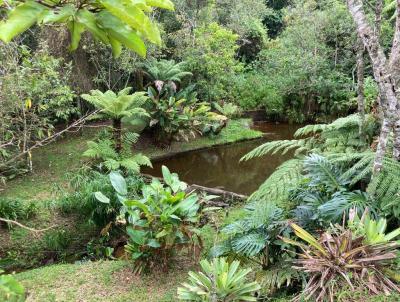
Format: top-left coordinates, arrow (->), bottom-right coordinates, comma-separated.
283,223 -> 400,301
213,102 -> 242,119
0,199 -> 37,226
123,166 -> 202,270
146,91 -> 227,144
0,45 -> 76,178
230,72 -> 284,116
184,23 -> 244,101
177,257 -> 260,301
0,270 -> 25,302
59,170 -> 144,227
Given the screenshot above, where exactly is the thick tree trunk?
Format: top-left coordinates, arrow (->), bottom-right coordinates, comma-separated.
347,0 -> 400,171
112,118 -> 122,154
394,120 -> 400,160
356,36 -> 365,142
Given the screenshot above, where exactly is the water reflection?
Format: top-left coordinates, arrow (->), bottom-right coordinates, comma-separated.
143,122 -> 300,195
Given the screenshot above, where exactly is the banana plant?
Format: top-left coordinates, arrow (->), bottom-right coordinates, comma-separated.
0,0 -> 174,57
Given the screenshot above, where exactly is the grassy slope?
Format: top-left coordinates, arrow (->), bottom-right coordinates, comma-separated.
1,119 -> 261,200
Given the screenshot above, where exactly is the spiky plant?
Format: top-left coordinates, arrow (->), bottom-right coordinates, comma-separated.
177,258 -> 260,301
283,223 -> 400,302
81,88 -> 149,153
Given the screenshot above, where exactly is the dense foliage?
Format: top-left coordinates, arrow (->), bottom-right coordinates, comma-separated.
2,0 -> 400,301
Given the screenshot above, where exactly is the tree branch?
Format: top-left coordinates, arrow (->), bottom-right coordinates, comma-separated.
0,218 -> 56,234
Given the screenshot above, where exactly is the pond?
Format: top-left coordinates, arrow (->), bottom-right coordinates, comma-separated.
144,122 -> 300,195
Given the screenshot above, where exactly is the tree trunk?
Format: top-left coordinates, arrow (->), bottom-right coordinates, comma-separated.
347,0 -> 400,171
394,120 -> 400,160
374,118 -> 391,172
356,36 -> 365,143
113,118 -> 122,154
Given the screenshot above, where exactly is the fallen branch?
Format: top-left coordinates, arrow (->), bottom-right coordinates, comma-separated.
0,217 -> 57,235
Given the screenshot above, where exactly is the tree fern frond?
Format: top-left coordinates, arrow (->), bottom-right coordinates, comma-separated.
123,132 -> 140,145
131,153 -> 152,167
256,264 -> 301,296
230,231 -> 268,257
241,140 -> 310,161
294,124 -> 327,138
303,154 -> 348,191
248,159 -> 303,206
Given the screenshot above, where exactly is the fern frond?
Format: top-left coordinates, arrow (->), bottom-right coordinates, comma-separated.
248,159 -> 303,206
241,140 -> 310,161
256,264 -> 301,295
230,231 -> 268,257
303,154 -> 348,191
294,124 -> 327,138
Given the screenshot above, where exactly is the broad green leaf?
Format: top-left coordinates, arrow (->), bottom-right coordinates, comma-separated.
101,0 -> 161,45
0,1 -> 47,42
76,9 -> 109,44
41,4 -> 75,23
94,192 -> 110,204
97,11 -> 146,57
147,239 -> 161,248
67,20 -> 85,51
146,0 -> 174,10
109,36 -> 122,58
109,171 -> 127,196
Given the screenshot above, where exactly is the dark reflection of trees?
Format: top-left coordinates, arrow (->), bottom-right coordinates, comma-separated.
144,124 -> 300,194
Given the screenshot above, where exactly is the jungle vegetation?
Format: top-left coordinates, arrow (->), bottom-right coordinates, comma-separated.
1,0 -> 400,301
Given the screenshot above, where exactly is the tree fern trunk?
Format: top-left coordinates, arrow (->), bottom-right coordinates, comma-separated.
113,118 -> 122,154
356,36 -> 365,143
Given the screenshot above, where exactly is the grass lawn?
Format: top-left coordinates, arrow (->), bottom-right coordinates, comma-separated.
15,260 -> 195,302
0,119 -> 261,200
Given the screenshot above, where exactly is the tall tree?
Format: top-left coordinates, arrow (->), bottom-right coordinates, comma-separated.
346,0 -> 400,172
356,36 -> 365,142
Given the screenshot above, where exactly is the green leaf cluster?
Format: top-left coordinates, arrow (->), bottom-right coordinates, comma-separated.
0,0 -> 175,57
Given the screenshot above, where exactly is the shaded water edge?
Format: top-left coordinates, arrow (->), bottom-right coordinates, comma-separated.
143,122 -> 300,195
